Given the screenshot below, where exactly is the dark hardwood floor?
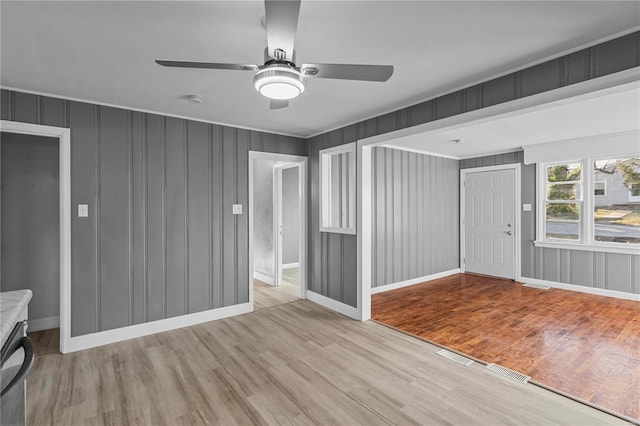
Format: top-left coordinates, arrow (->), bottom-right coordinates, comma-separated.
371,273 -> 640,421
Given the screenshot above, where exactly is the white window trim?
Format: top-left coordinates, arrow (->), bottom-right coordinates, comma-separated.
594,181 -> 606,196
629,183 -> 640,202
537,160 -> 584,243
319,142 -> 356,235
535,157 -> 640,256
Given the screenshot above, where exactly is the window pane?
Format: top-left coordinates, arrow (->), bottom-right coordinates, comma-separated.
546,201 -> 580,239
546,183 -> 581,201
546,202 -> 580,221
546,163 -> 581,182
594,182 -> 606,196
545,221 -> 580,240
593,157 -> 640,244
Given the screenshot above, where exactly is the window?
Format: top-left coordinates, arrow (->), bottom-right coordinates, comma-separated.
543,162 -> 582,241
539,157 -> 640,249
629,183 -> 640,202
593,158 -> 640,244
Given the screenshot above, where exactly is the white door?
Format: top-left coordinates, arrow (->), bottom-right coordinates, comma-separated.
463,168 -> 515,279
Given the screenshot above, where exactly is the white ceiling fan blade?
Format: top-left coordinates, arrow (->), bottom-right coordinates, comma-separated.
155,60 -> 259,71
300,63 -> 394,82
264,0 -> 301,61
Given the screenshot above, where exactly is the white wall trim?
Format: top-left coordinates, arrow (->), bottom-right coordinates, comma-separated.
253,271 -> 275,286
1,120 -> 72,354
357,143 -> 372,321
249,151 -> 308,307
282,262 -> 300,269
306,291 -> 360,320
28,316 -> 60,332
520,277 -> 640,302
67,303 -> 252,353
460,163 -> 522,281
533,240 -> 640,256
370,269 -> 461,294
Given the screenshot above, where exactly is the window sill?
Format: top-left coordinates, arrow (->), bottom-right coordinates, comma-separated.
533,240 -> 640,255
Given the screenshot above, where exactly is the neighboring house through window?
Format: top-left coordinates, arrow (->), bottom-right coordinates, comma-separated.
538,157 -> 640,247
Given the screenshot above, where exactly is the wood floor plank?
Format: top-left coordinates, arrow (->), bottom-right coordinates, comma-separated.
371,273 -> 640,422
27,299 -> 627,425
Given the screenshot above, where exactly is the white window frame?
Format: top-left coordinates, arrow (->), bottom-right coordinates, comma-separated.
594,181 -> 606,197
629,183 -> 640,202
536,157 -> 640,255
319,142 -> 356,234
538,160 -> 584,243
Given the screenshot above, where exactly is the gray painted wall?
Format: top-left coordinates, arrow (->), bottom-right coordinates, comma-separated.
308,31 -> 639,306
462,152 -> 640,295
0,89 -> 306,337
252,160 -> 276,278
1,132 -> 60,323
282,167 -> 299,265
372,147 -> 459,287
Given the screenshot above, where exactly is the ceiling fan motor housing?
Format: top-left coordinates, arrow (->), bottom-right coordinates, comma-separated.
253,64 -> 305,100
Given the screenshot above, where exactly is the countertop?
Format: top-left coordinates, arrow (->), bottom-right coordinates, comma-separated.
1,289 -> 32,349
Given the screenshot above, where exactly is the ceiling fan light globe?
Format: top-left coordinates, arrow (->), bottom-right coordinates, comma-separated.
254,67 -> 305,100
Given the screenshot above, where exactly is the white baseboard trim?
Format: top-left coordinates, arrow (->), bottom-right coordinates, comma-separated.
282,262 -> 299,269
65,303 -> 252,354
306,291 -> 359,320
28,316 -> 60,332
520,277 -> 640,301
370,268 -> 461,294
253,271 -> 274,285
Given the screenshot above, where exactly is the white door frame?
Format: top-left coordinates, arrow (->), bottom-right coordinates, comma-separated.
0,120 -> 71,353
460,163 -> 522,281
273,162 -> 300,287
249,151 -> 307,308
356,68 -> 637,321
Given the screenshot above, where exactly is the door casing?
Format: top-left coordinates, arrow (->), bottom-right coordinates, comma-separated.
0,120 -> 71,353
248,151 -> 307,309
460,163 -> 521,281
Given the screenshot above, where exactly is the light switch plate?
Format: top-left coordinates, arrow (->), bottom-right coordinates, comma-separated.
232,204 -> 243,215
522,204 -> 532,212
78,204 -> 89,217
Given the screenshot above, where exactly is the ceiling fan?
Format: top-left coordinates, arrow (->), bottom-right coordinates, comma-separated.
155,0 -> 394,109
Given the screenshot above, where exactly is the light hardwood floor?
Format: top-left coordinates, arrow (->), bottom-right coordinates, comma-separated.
372,273 -> 640,422
254,267 -> 300,311
27,300 -> 626,425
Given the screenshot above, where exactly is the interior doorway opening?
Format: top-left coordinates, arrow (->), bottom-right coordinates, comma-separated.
248,152 -> 307,312
0,120 -> 71,354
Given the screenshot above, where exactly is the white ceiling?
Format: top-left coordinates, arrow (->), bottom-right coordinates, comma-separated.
384,85 -> 640,159
1,1 -> 639,138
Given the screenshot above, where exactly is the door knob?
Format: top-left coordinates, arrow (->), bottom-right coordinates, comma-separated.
506,231 -> 512,235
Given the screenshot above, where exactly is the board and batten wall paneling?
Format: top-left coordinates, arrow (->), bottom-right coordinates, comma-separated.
0,89 -> 306,337
308,32 -> 639,306
371,147 -> 459,288
461,151 -> 640,296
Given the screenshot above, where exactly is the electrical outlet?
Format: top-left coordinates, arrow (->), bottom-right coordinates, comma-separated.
78,204 -> 89,217
522,204 -> 532,212
232,204 -> 243,215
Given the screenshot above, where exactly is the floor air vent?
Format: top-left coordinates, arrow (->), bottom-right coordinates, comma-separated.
523,283 -> 550,290
436,349 -> 474,366
486,363 -> 531,383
